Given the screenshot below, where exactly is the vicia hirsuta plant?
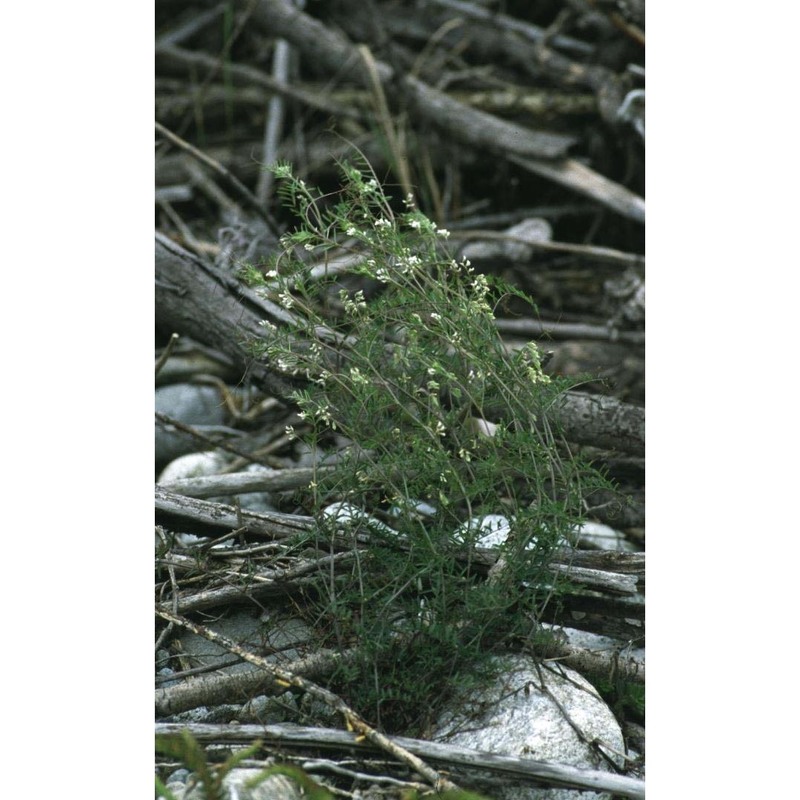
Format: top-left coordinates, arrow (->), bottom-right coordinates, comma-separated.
240,158 -> 612,731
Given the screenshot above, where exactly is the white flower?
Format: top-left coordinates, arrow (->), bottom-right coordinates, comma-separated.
349,366 -> 369,385
346,226 -> 358,237
437,228 -> 450,239
278,292 -> 294,309
285,425 -> 296,439
374,217 -> 392,229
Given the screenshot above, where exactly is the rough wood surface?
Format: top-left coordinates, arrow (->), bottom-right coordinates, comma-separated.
245,0 -> 645,222
155,722 -> 646,799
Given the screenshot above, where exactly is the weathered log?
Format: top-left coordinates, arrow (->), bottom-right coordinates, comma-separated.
155,485 -> 315,539
156,647 -> 351,718
244,0 -> 645,222
156,235 -> 644,455
155,487 -> 644,606
155,722 -> 646,799
554,392 -> 645,457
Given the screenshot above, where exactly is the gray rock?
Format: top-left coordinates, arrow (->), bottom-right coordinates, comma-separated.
432,654 -> 624,800
237,463 -> 279,513
162,767 -> 307,800
175,610 -> 313,678
174,609 -> 263,677
156,383 -> 233,463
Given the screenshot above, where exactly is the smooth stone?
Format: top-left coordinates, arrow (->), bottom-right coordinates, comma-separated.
432,653 -> 625,800
157,453 -> 278,513
174,610 -> 313,678
157,451 -> 228,484
575,521 -> 638,552
321,502 -> 396,535
454,514 -> 513,548
156,383 -> 231,463
162,767 -> 306,800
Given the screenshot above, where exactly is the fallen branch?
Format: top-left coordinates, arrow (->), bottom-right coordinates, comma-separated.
155,610 -> 461,793
245,0 -> 644,222
155,721 -> 646,798
155,121 -> 279,232
156,646 -> 355,717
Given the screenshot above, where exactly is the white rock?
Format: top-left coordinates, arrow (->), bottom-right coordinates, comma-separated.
164,767 -> 306,800
432,654 -> 624,800
158,453 -> 277,513
454,515 -> 539,550
454,514 -> 511,548
502,218 -> 553,261
387,498 -> 438,518
575,521 -> 637,552
157,451 -> 228,484
321,502 -> 396,535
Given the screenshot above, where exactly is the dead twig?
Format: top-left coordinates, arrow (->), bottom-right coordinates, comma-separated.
155,334 -> 181,377
155,120 -> 279,233
155,609 -> 461,793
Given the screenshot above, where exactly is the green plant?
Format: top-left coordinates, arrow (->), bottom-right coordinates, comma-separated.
240,158 -> 613,733
594,672 -> 645,724
155,730 -> 336,799
245,764 -> 334,799
401,790 -> 492,800
155,729 -> 261,800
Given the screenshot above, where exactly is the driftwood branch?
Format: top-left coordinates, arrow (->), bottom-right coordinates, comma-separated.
155,487 -> 643,611
156,646 -> 354,718
156,610 -> 461,793
245,0 -> 644,222
156,43 -> 363,121
540,633 -> 645,686
155,721 -> 646,799
155,485 -> 314,539
155,121 -> 278,231
158,466 -> 330,499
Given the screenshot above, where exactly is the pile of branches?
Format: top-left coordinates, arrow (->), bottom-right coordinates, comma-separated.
155,1 -> 645,796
